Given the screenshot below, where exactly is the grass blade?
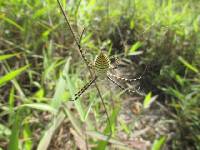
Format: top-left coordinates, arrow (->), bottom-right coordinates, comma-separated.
0,14 -> 24,31
178,56 -> 199,73
37,113 -> 65,150
143,92 -> 152,109
8,86 -> 15,123
8,112 -> 20,150
152,136 -> 166,150
96,104 -> 120,149
0,53 -> 19,61
23,124 -> 32,150
143,92 -> 158,109
37,58 -> 83,150
128,41 -> 142,56
86,131 -> 131,149
19,103 -> 57,114
0,65 -> 29,87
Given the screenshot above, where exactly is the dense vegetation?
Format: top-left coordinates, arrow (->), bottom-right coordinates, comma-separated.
0,0 -> 200,149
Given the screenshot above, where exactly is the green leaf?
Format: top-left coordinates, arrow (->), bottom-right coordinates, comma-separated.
143,93 -> 158,109
128,41 -> 142,55
143,92 -> 152,109
119,118 -> 130,134
8,112 -> 20,150
0,53 -> 19,61
178,56 -> 199,73
23,124 -> 32,150
95,105 -> 120,150
130,20 -> 135,29
33,88 -> 45,99
9,87 -> 15,123
0,14 -> 24,31
33,7 -> 48,19
193,18 -> 199,32
19,103 -> 57,114
163,87 -> 184,100
37,113 -> 65,150
50,58 -> 72,109
9,87 -> 15,108
152,136 -> 166,150
0,65 -> 29,87
175,74 -> 185,86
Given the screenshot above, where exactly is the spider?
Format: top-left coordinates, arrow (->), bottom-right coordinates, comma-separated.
56,0 -> 145,102
57,0 -> 145,143
71,51 -> 145,101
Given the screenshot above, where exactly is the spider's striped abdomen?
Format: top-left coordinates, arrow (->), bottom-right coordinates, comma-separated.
94,52 -> 110,79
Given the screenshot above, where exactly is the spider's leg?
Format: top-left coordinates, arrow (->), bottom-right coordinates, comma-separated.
107,75 -> 144,96
107,75 -> 135,93
109,56 -> 121,70
109,64 -> 118,70
108,65 -> 148,82
107,72 -> 142,82
70,76 -> 97,101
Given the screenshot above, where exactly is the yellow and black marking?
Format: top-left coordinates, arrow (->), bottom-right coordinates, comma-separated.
107,73 -> 142,82
107,75 -> 138,94
70,52 -> 111,101
70,51 -> 145,101
94,52 -> 110,79
70,76 -> 97,101
57,0 -> 147,146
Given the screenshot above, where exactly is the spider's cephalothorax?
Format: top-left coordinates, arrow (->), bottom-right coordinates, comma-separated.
94,52 -> 110,79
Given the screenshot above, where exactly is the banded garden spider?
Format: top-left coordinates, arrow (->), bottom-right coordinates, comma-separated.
70,51 -> 145,101
57,0 -> 145,143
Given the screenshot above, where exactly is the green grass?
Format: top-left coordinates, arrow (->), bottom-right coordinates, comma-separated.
0,0 -> 200,149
